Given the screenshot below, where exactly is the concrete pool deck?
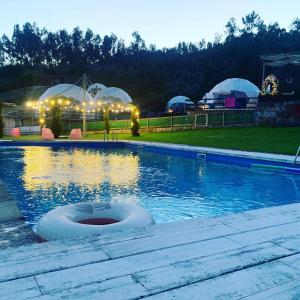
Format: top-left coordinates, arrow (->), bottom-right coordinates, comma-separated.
2,203 -> 300,299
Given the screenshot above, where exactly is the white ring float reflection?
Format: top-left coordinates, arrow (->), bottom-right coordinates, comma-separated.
36,202 -> 155,242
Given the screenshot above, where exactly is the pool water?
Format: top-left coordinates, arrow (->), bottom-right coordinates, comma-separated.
0,146 -> 300,230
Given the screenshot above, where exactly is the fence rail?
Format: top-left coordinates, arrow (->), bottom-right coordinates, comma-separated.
62,109 -> 255,133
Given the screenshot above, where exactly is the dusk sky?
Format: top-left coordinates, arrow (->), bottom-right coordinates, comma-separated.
1,0 -> 300,48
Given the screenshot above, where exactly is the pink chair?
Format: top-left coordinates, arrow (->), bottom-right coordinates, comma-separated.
41,128 -> 54,140
69,128 -> 82,139
10,128 -> 20,137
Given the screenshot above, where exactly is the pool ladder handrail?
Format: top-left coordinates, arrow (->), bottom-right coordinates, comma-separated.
294,146 -> 300,165
112,132 -> 118,142
103,131 -> 109,142
103,131 -> 118,142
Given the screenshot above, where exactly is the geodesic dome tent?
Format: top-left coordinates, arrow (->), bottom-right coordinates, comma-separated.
166,96 -> 194,113
39,84 -> 93,102
202,78 -> 260,100
94,87 -> 132,104
87,83 -> 106,97
201,78 -> 260,109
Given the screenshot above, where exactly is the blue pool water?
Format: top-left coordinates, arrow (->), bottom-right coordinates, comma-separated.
0,145 -> 300,230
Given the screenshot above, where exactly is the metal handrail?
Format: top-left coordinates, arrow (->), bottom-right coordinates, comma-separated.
294,146 -> 300,165
103,131 -> 108,142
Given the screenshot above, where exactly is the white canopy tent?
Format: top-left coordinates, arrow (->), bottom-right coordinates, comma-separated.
39,84 -> 93,102
94,87 -> 132,104
87,83 -> 106,96
260,53 -> 300,67
202,78 -> 260,100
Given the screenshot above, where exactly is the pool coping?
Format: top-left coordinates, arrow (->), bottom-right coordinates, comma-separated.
122,140 -> 298,165
0,139 -> 299,168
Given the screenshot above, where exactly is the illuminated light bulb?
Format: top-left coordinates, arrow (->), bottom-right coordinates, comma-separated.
82,102 -> 86,106
51,100 -> 55,105
45,99 -> 48,103
26,102 -> 32,108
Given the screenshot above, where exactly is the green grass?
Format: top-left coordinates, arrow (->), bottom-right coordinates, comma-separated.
3,127 -> 300,155
117,127 -> 300,155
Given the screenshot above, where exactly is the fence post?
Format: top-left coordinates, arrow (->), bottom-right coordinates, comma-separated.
205,114 -> 208,126
222,111 -> 225,127
194,114 -> 197,127
171,115 -> 173,128
147,118 -> 149,132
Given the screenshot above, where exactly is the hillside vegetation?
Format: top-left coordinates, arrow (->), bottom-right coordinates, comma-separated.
1,12 -> 300,111
0,86 -> 48,104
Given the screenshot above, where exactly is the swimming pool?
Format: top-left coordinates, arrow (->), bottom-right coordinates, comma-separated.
0,142 -> 299,230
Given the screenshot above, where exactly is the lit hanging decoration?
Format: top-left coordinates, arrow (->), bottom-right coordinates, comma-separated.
25,98 -> 71,126
25,97 -> 135,127
261,74 -> 279,96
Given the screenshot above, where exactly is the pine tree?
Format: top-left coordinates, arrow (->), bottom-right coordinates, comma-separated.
131,107 -> 140,136
50,103 -> 62,138
103,106 -> 110,134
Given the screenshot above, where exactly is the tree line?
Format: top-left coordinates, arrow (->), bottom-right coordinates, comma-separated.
1,11 -> 300,112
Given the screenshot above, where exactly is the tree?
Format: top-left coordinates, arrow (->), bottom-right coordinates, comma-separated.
225,18 -> 238,39
0,102 -> 3,138
103,106 -> 110,134
130,31 -> 146,53
241,11 -> 265,34
50,103 -> 62,138
131,107 -> 140,136
291,18 -> 300,33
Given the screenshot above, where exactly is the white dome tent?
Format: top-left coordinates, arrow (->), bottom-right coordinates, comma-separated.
166,96 -> 194,112
94,87 -> 132,104
39,84 -> 93,103
87,83 -> 106,97
203,78 -> 260,100
201,78 -> 260,109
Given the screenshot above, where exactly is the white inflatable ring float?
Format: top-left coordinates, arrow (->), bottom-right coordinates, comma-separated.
36,202 -> 155,242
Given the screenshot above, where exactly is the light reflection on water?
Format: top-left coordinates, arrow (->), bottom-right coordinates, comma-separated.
0,146 -> 300,230
22,147 -> 139,190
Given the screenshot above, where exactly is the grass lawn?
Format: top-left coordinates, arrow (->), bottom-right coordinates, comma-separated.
2,127 -> 300,155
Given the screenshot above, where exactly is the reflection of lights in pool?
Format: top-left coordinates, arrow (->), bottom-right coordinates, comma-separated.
22,147 -> 139,191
